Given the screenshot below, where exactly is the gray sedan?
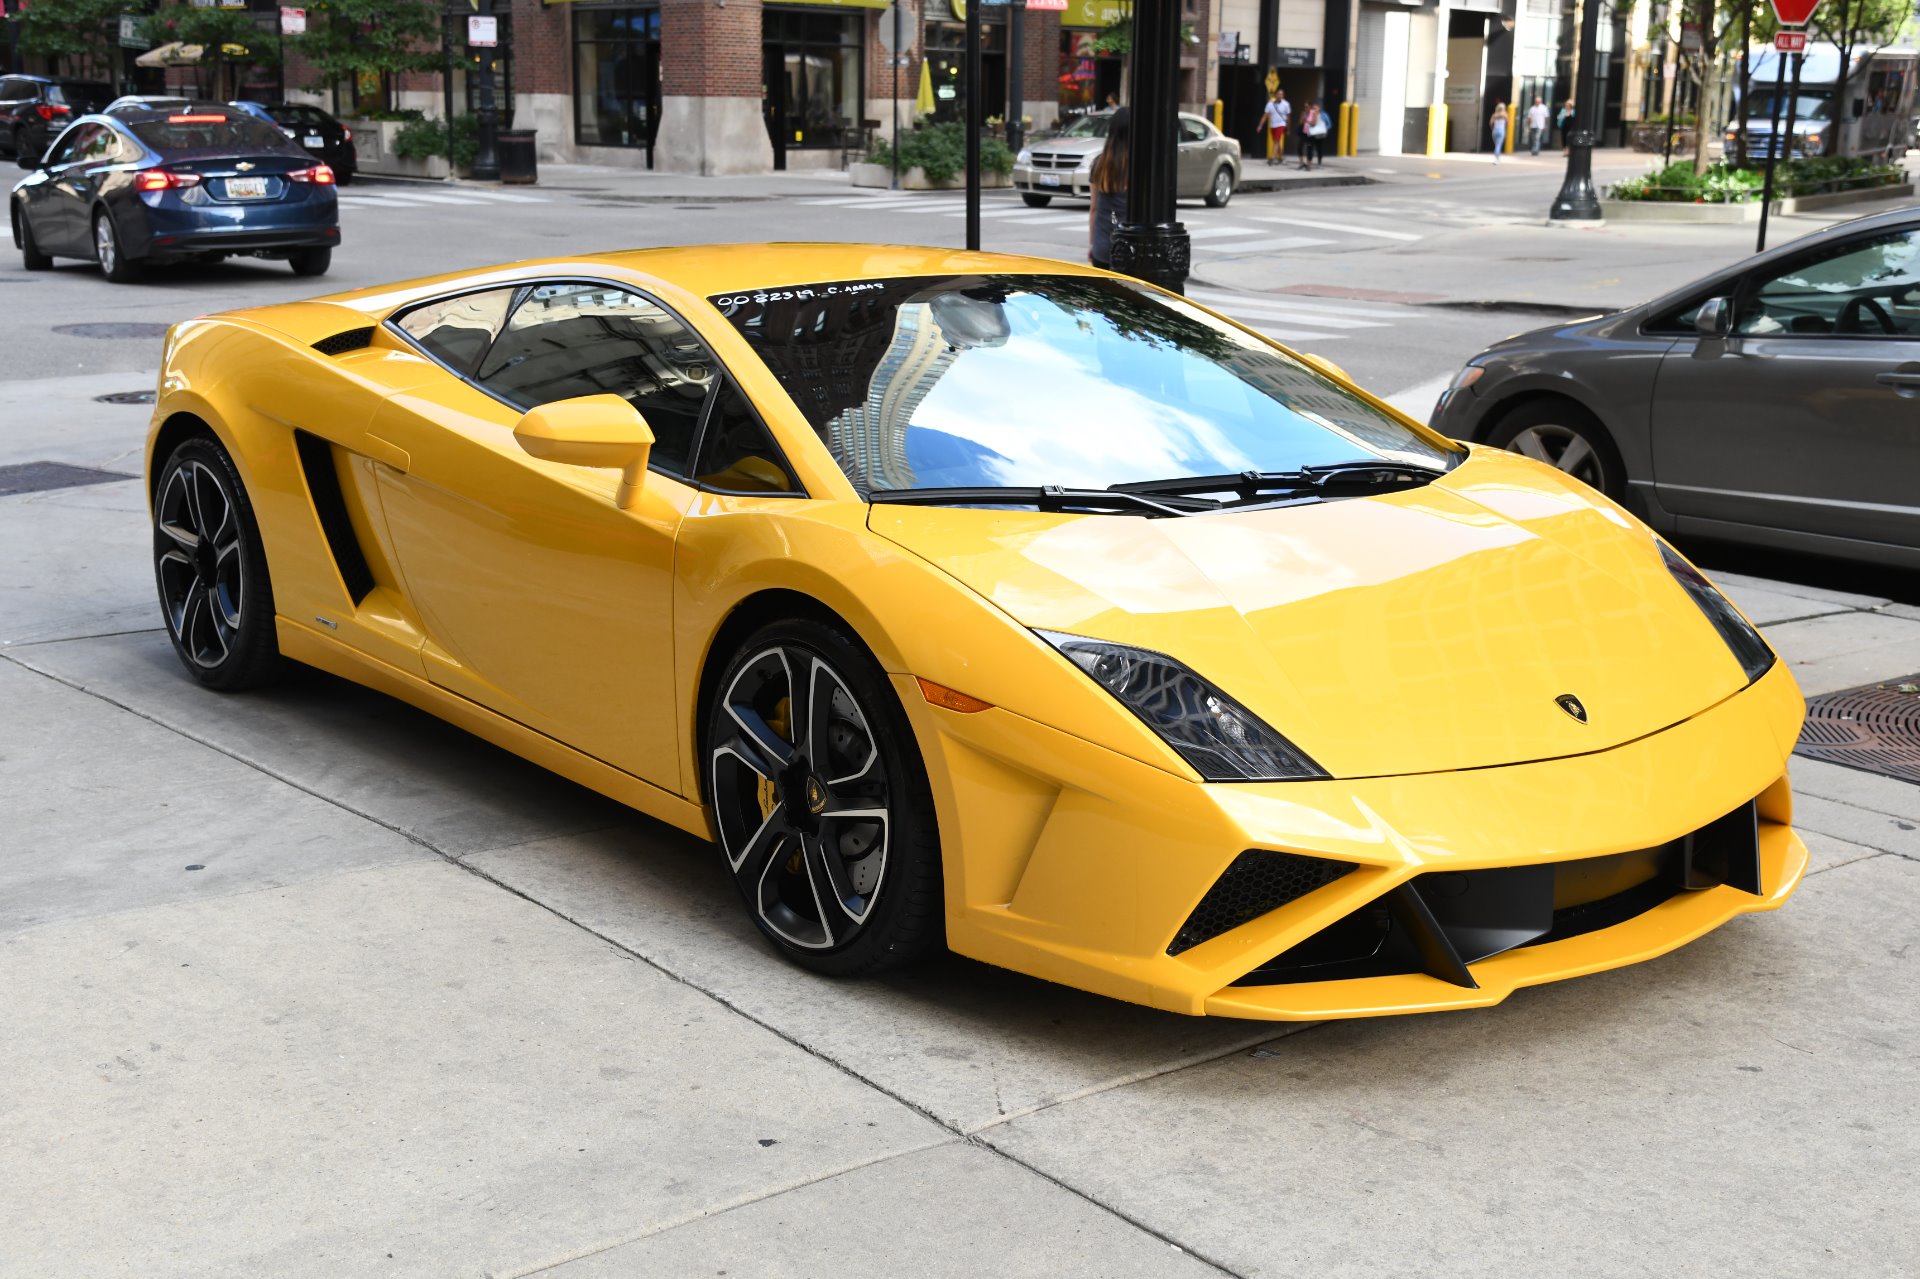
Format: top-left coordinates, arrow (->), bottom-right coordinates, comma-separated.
1432,207 -> 1920,569
1013,111 -> 1241,209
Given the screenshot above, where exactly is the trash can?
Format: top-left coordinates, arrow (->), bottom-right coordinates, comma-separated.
497,130 -> 538,185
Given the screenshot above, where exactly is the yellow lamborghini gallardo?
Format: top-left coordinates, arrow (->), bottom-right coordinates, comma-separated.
145,245 -> 1808,1018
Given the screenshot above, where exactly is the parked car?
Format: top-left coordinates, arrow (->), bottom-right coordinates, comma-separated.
232,101 -> 358,184
1013,110 -> 1241,209
0,75 -> 114,162
1432,207 -> 1920,569
11,107 -> 340,281
104,95 -> 197,116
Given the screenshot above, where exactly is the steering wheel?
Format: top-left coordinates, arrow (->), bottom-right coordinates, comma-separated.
1839,296 -> 1897,334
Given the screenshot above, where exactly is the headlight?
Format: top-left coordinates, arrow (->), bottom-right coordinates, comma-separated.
1035,630 -> 1327,781
1016,148 -> 1032,165
1659,542 -> 1775,684
1077,153 -> 1095,170
1449,365 -> 1485,393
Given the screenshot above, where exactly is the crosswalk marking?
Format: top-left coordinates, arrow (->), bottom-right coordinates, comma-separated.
1191,235 -> 1333,254
1186,288 -> 1412,321
1183,224 -> 1272,239
1250,214 -> 1422,241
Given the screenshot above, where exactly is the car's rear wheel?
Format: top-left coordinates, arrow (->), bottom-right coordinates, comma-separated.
288,246 -> 332,277
1486,399 -> 1626,501
93,209 -> 140,283
706,618 -> 943,977
15,203 -> 51,270
1204,164 -> 1235,208
1020,192 -> 1052,208
152,437 -> 283,691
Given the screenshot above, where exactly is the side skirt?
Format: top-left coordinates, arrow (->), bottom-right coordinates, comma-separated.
277,617 -> 715,842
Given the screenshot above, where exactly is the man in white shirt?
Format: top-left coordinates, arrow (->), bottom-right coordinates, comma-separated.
1526,96 -> 1550,155
1259,91 -> 1291,166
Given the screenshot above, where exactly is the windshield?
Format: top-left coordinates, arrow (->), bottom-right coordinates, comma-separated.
1745,90 -> 1834,122
130,113 -> 296,154
1061,114 -> 1112,138
710,274 -> 1457,499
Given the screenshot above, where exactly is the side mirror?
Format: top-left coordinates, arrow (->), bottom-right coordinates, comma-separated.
17,153 -> 40,171
1299,352 -> 1353,383
1694,296 -> 1732,338
513,394 -> 654,511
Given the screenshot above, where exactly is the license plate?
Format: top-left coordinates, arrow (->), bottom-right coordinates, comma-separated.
1039,174 -> 1060,187
224,177 -> 269,199
303,136 -> 323,147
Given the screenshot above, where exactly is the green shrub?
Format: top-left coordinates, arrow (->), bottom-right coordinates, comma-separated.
868,122 -> 1012,182
390,114 -> 479,170
1609,155 -> 1901,203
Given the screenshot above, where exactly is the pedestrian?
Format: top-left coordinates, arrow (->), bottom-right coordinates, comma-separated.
1489,102 -> 1508,162
1300,101 -> 1328,170
1556,97 -> 1575,153
1257,89 -> 1290,166
1088,107 -> 1130,272
1526,94 -> 1549,156
1104,92 -> 1118,109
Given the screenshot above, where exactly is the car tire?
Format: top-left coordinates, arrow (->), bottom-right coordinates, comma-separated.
335,169 -> 354,187
1204,164 -> 1235,208
15,203 -> 51,270
1020,192 -> 1053,208
1485,398 -> 1627,501
289,246 -> 332,277
705,616 -> 944,978
93,209 -> 140,283
151,436 -> 284,692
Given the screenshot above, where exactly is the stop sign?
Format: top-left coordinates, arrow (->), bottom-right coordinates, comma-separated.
1769,0 -> 1819,25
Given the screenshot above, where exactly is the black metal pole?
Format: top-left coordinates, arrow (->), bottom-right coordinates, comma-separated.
471,0 -> 500,182
1548,0 -> 1604,220
1110,0 -> 1189,291
1756,47 -> 1786,252
965,0 -> 981,250
891,3 -> 901,191
1781,49 -> 1804,161
1008,1 -> 1024,156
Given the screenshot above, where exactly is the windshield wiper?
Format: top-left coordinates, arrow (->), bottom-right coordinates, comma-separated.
867,485 -> 1216,516
1109,460 -> 1450,502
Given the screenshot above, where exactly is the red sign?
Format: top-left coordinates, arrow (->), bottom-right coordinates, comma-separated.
1774,29 -> 1807,51
1768,0 -> 1819,26
1024,0 -> 1070,8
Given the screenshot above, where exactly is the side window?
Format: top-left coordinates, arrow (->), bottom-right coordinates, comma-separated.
1179,118 -> 1209,143
0,79 -> 29,104
695,378 -> 799,494
395,287 -> 518,375
76,126 -> 115,164
42,125 -> 93,169
476,282 -> 712,476
1736,230 -> 1920,337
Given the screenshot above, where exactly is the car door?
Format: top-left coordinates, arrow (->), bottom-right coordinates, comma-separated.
29,123 -> 101,254
370,280 -> 716,791
1650,225 -> 1920,552
1176,116 -> 1210,195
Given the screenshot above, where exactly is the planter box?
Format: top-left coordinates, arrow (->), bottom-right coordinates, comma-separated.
346,119 -> 451,180
1602,181 -> 1912,223
850,162 -> 1011,190
1779,182 -> 1913,213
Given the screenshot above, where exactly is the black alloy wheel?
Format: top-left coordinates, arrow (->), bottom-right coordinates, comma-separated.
152,438 -> 283,690
707,619 -> 942,976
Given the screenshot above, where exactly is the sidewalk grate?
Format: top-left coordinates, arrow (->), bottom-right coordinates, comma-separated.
0,461 -> 136,497
1795,675 -> 1920,785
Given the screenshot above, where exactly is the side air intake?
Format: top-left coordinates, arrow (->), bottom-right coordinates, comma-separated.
1167,850 -> 1356,956
312,327 -> 374,356
293,431 -> 376,604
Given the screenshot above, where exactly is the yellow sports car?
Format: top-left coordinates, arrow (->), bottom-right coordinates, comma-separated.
145,245 -> 1807,1019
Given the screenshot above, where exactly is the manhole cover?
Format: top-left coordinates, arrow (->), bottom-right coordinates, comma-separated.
53,322 -> 173,340
94,389 -> 156,405
1795,675 -> 1920,785
0,461 -> 136,497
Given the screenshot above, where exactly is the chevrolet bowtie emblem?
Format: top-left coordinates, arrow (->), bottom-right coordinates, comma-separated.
236,161 -> 255,171
1555,694 -> 1588,724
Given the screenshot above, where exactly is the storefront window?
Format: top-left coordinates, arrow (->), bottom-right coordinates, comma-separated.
924,17 -> 1005,125
574,4 -> 661,152
763,7 -> 864,152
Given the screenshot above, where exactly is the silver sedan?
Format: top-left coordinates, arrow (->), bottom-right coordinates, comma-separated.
1013,110 -> 1241,209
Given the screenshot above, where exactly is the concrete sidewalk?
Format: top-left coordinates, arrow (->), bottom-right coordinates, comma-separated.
2,392 -> 1917,1278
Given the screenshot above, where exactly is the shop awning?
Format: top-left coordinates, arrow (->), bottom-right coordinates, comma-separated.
767,0 -> 892,7
135,42 -> 202,68
1060,0 -> 1131,27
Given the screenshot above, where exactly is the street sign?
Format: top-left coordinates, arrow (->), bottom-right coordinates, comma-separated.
1274,46 -> 1315,68
876,2 -> 899,52
1680,22 -> 1702,52
1768,0 -> 1820,26
1025,0 -> 1069,8
467,14 -> 497,47
1774,29 -> 1807,52
118,14 -> 143,48
280,6 -> 305,35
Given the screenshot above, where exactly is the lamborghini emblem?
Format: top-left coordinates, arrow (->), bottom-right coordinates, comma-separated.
805,776 -> 826,814
1555,694 -> 1589,724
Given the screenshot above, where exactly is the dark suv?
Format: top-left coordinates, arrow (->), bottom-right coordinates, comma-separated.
0,76 -> 114,161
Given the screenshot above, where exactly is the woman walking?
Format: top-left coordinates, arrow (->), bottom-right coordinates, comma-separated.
1556,97 -> 1575,154
1088,107 -> 1130,271
1488,102 -> 1509,162
1299,102 -> 1328,170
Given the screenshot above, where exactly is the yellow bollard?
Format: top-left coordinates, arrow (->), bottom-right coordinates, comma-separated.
1426,103 -> 1448,157
1212,99 -> 1224,131
1337,102 -> 1355,157
1505,101 -> 1518,153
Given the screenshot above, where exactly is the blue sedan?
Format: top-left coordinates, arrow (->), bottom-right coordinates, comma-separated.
10,106 -> 339,281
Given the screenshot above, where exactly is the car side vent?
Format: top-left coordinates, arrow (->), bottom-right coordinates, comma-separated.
293,430 -> 376,605
312,327 -> 374,356
1167,850 -> 1356,956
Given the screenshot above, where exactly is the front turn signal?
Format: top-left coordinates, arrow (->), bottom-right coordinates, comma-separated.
917,678 -> 993,714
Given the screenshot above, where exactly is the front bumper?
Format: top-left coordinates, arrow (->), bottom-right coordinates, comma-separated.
1012,163 -> 1088,198
902,657 -> 1807,1019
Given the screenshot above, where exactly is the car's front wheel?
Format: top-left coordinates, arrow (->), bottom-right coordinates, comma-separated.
152,437 -> 283,690
1020,192 -> 1052,208
1486,399 -> 1626,501
1204,164 -> 1235,208
93,209 -> 140,282
14,203 -> 51,270
706,618 -> 943,977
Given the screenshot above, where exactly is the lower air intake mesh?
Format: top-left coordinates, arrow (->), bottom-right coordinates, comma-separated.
1167,850 -> 1356,956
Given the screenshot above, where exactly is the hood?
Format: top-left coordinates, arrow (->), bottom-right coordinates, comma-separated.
871,450 -> 1753,779
1027,136 -> 1104,158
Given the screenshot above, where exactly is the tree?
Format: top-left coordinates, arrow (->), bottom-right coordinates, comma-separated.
140,4 -> 279,103
288,0 -> 443,114
17,0 -> 125,80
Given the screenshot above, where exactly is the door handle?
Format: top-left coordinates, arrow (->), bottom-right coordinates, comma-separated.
1877,371 -> 1920,397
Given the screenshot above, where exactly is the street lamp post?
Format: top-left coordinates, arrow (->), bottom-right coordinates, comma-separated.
1548,0 -> 1605,220
470,0 -> 501,183
1110,0 -> 1190,293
